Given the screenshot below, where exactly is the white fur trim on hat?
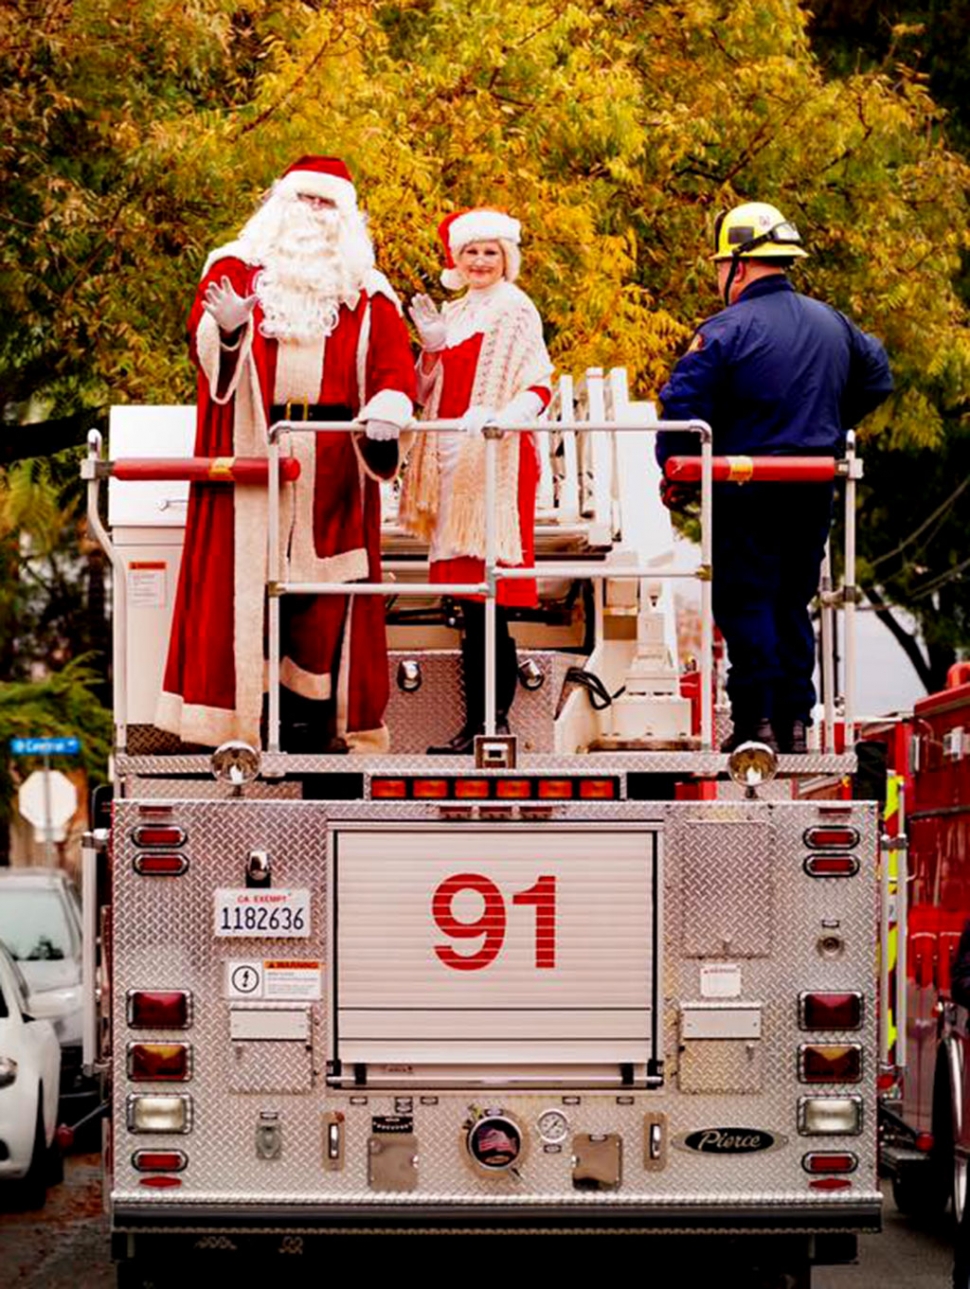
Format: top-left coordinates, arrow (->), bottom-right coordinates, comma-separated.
448,210 -> 520,255
274,170 -> 357,211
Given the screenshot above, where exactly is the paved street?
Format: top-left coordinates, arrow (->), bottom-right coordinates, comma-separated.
0,1152 -> 956,1286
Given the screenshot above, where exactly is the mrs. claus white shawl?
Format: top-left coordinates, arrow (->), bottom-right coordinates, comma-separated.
399,280 -> 553,564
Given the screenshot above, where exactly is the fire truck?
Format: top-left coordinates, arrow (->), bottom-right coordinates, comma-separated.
839,665 -> 970,1225
79,370 -> 886,1286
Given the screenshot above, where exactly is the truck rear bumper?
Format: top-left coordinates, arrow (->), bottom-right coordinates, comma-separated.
111,1197 -> 881,1235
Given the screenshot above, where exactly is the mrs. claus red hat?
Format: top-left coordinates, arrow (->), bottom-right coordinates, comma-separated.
438,208 -> 521,289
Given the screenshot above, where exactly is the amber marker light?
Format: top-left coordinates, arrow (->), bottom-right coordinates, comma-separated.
413,779 -> 449,800
128,1043 -> 191,1082
579,778 -> 617,800
455,779 -> 490,800
799,1043 -> 863,1084
537,779 -> 574,800
372,778 -> 407,799
496,779 -> 532,800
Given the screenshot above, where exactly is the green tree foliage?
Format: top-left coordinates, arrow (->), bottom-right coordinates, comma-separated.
1,0 -> 969,699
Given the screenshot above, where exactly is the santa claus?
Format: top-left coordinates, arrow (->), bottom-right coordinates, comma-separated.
156,156 -> 415,753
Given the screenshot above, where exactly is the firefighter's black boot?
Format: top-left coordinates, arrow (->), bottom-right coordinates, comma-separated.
720,718 -> 779,754
775,717 -> 808,754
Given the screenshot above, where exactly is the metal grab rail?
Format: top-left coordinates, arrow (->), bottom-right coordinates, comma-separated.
264,418 -> 713,753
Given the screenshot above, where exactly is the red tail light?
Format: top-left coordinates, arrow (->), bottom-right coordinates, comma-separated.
127,990 -> 192,1029
579,778 -> 617,800
804,855 -> 859,877
139,1176 -> 183,1188
413,778 -> 449,799
799,1043 -> 863,1083
809,1177 -> 853,1191
372,778 -> 407,799
915,1132 -> 934,1153
496,779 -> 532,800
455,779 -> 490,800
804,826 -> 860,849
131,825 -> 187,848
538,779 -> 573,800
803,1151 -> 858,1174
133,854 -> 188,876
128,1043 -> 191,1082
132,1150 -> 187,1172
799,992 -> 864,1031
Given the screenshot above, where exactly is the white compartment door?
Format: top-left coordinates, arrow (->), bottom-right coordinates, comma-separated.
333,825 -> 658,1066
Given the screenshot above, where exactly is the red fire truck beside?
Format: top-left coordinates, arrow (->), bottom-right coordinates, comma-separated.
79,375 -> 885,1286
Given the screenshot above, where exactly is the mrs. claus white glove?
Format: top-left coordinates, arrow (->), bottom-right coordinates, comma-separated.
459,405 -> 497,438
408,293 -> 448,352
203,276 -> 258,334
493,390 -> 545,429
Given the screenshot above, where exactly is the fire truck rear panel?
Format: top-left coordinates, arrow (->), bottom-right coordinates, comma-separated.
109,794 -> 879,1231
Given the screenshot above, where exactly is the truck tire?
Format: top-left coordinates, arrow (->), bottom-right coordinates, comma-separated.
891,1169 -> 948,1218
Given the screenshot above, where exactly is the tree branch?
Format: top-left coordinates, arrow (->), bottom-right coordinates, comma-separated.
863,583 -> 934,691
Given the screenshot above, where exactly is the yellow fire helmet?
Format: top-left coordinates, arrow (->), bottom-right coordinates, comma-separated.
711,202 -> 809,262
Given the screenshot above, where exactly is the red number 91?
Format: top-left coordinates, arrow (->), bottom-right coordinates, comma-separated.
432,873 -> 556,971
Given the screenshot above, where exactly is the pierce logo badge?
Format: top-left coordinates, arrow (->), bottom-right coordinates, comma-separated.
673,1128 -> 787,1155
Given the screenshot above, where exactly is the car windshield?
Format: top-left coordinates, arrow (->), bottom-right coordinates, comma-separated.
0,890 -> 73,961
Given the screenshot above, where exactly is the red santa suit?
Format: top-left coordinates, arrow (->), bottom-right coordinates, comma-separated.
156,252 -> 415,751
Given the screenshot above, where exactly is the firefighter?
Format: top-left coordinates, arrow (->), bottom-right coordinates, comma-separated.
656,201 -> 893,752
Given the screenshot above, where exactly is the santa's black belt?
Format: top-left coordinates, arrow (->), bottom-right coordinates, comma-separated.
269,402 -> 353,425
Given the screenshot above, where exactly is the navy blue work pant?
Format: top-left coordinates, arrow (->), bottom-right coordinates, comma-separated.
712,481 -> 834,727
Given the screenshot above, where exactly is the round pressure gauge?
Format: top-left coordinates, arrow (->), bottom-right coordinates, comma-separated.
536,1109 -> 569,1145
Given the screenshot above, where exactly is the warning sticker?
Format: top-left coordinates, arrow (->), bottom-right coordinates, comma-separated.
128,561 -> 167,610
225,959 -> 322,1001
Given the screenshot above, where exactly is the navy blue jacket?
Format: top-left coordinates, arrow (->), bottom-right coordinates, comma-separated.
656,276 -> 893,466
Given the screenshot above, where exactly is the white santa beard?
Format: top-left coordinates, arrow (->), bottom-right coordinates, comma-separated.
238,198 -> 376,344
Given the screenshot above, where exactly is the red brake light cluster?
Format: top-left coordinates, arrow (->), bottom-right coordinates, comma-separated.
799,1043 -> 863,1084
370,776 -> 618,801
127,990 -> 192,1029
799,992 -> 863,1031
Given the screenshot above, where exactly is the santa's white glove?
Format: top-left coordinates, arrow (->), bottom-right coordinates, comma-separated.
493,389 -> 546,429
459,405 -> 497,438
408,293 -> 447,352
203,276 -> 258,334
363,419 -> 400,442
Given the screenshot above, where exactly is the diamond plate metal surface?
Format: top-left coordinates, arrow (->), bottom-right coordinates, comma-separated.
226,1038 -> 313,1094
679,1039 -> 764,1095
385,651 -> 571,754
679,820 -> 774,958
110,797 -> 880,1226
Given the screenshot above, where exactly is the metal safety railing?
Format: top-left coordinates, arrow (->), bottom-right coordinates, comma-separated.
84,415 -> 862,759
264,417 -> 714,753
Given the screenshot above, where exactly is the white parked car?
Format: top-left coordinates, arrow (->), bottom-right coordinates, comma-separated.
0,868 -> 88,1110
0,939 -> 61,1205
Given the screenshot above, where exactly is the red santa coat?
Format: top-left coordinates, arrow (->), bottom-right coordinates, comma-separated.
156,251 -> 415,751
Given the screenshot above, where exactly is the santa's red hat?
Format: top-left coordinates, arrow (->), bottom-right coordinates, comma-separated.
274,156 -> 357,211
438,208 -> 521,289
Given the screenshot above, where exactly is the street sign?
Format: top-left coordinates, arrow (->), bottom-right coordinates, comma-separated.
9,736 -> 81,756
18,769 -> 78,844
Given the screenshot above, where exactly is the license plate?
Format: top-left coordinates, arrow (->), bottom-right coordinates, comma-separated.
214,888 -> 311,938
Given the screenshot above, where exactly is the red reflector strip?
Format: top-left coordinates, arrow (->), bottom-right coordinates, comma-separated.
809,1177 -> 853,1192
804,855 -> 859,878
799,992 -> 864,1031
127,990 -> 192,1029
799,1043 -> 863,1083
579,778 -> 617,800
538,779 -> 574,800
132,1150 -> 187,1172
455,779 -> 490,800
133,853 -> 188,876
132,825 -> 187,848
803,1151 -> 858,1174
804,826 -> 860,849
139,1175 -> 183,1188
128,1043 -> 191,1082
496,779 -> 532,800
413,779 -> 449,799
372,778 -> 407,799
